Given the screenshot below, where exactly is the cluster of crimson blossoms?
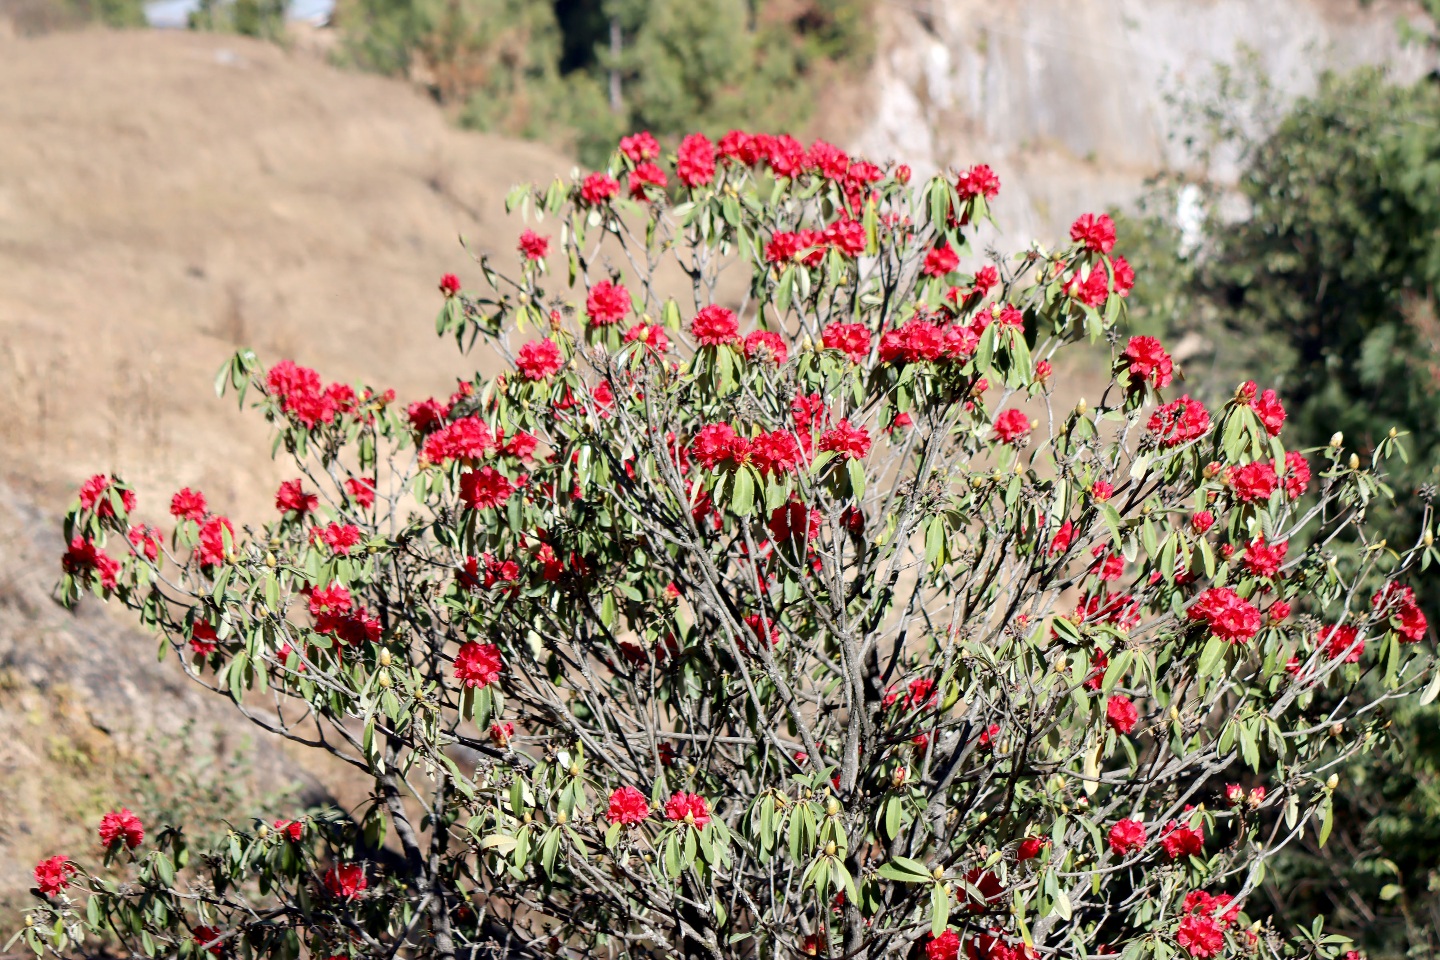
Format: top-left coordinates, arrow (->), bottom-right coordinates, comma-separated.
31,128 -> 1437,960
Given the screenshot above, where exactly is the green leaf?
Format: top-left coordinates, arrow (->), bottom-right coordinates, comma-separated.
730,468 -> 755,516
877,856 -> 931,883
930,882 -> 950,937
1196,634 -> 1226,678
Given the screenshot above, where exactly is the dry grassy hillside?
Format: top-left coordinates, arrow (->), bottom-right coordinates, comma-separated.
0,27 -> 571,917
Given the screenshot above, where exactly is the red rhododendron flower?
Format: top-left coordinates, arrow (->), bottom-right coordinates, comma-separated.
764,134 -> 808,178
460,467 -> 517,511
1282,451 -> 1312,499
1106,695 -> 1139,734
423,417 -> 492,464
274,819 -> 303,842
1318,624 -> 1363,663
663,791 -> 710,828
743,613 -> 779,649
743,330 -> 787,364
1148,396 -> 1211,447
127,524 -> 160,561
972,265 -> 1000,295
1111,255 -> 1136,297
192,926 -> 225,956
808,139 -> 849,179
765,231 -> 806,264
34,855 -> 76,895
922,243 -> 960,277
79,474 -> 135,518
196,516 -> 234,567
751,431 -> 804,475
693,423 -> 748,469
676,133 -> 716,187
489,721 -> 514,746
1175,915 -> 1225,958
190,620 -> 219,656
1123,336 -> 1173,389
719,129 -> 762,165
1049,519 -> 1074,557
824,218 -> 866,258
926,930 -> 960,960
1070,212 -> 1116,253
1190,511 -> 1215,534
438,273 -> 460,297
275,478 -> 317,515
769,501 -> 821,545
606,785 -> 651,825
962,868 -> 1004,913
1108,818 -> 1146,855
1241,536 -> 1287,578
170,487 -> 208,521
1267,600 -> 1292,623
619,131 -> 660,162
1092,481 -> 1114,502
585,280 -> 631,326
1227,461 -> 1278,502
318,522 -> 362,556
629,161 -> 668,198
691,305 -> 739,345
1373,583 -> 1429,641
324,862 -> 367,899
991,408 -> 1032,445
819,420 -> 871,459
579,172 -> 620,206
1160,821 -> 1205,859
822,322 -> 871,362
517,230 -> 549,260
407,397 -> 450,435
516,339 -> 563,380
1188,588 -> 1262,644
1016,836 -> 1049,862
625,323 -> 670,353
453,641 -> 502,688
98,808 -> 144,850
1091,548 -> 1124,581
308,583 -> 353,616
956,164 -> 1001,201
344,477 -> 376,508
1247,383 -> 1286,435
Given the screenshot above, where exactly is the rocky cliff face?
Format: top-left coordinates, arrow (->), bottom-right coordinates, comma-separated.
853,0 -> 1436,240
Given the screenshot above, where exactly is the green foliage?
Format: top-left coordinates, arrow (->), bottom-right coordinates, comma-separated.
188,0 -> 288,41
1122,66 -> 1440,959
331,0 -> 873,164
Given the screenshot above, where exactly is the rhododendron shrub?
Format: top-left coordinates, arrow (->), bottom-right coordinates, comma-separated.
25,132 -> 1440,960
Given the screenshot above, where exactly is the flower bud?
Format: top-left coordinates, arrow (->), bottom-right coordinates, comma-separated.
825,798 -> 840,817
1326,773 -> 1339,791
1077,398 -> 1088,415
931,866 -> 945,881
1247,786 -> 1267,808
824,841 -> 837,857
1225,783 -> 1245,806
378,649 -> 392,667
1389,427 -> 1398,439
1329,432 -> 1343,448
891,767 -> 908,789
1349,453 -> 1360,470
556,809 -> 568,824
377,670 -> 391,689
569,763 -> 582,777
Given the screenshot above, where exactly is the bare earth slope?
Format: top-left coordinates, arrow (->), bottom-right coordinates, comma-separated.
0,28 -> 569,913
0,28 -> 570,516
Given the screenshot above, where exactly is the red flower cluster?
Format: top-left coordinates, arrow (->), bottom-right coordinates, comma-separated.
1108,818 -> 1146,855
265,360 -> 357,429
98,808 -> 144,850
821,322 -> 872,362
1318,624 -> 1363,663
691,305 -> 739,346
818,420 -> 871,460
275,478 -> 317,515
1187,588 -> 1262,644
676,133 -> 715,188
955,164 -> 1001,201
585,280 -> 632,326
423,417 -> 492,464
345,477 -> 376,508
79,474 -> 135,518
170,486 -> 208,521
619,131 -> 660,162
1147,396 -> 1211,447
460,467 -> 518,510
606,785 -> 651,825
991,409 -> 1031,445
1242,381 -> 1286,436
63,536 -> 120,590
1282,451 -> 1311,499
579,172 -> 619,206
1160,820 -> 1205,859
453,641 -> 503,688
1373,583 -> 1428,641
517,230 -> 550,261
1227,460 -> 1278,502
190,620 -> 218,655
324,862 -> 367,899
1122,336 -> 1173,390
1070,212 -> 1117,253
743,330 -> 787,364
922,243 -> 960,277
316,522 -> 362,556
196,516 -> 234,567
33,855 -> 76,896
1239,536 -> 1286,579
1106,695 -> 1139,734
516,339 -> 563,380
663,791 -> 710,828
625,323 -> 670,353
